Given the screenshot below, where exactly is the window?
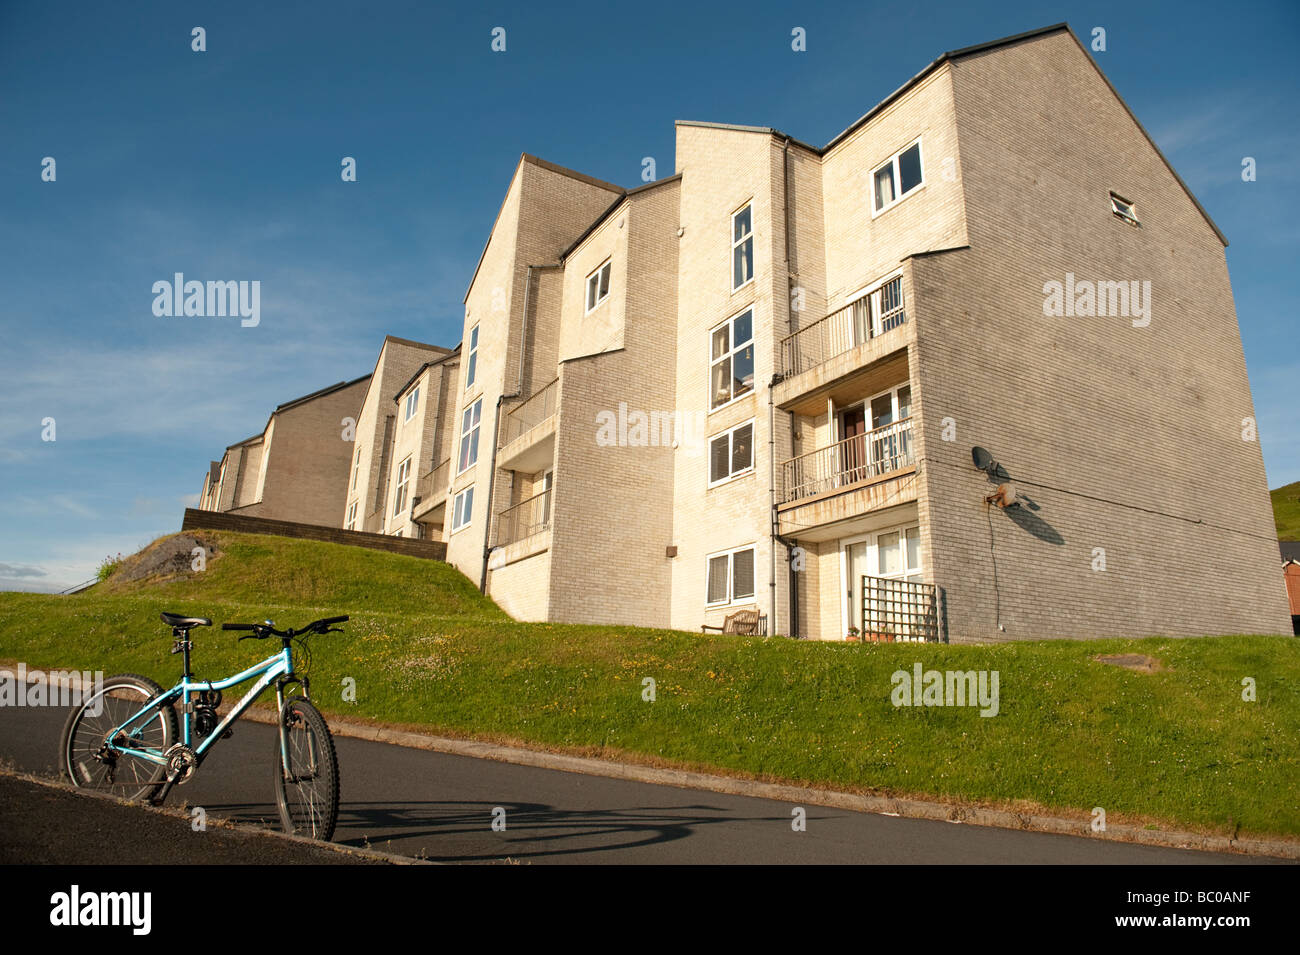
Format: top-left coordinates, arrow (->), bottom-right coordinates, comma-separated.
457,399 -> 482,474
404,387 -> 420,423
871,140 -> 924,215
465,325 -> 478,389
1110,192 -> 1139,226
709,308 -> 755,410
392,456 -> 412,516
732,204 -> 754,290
586,260 -> 611,312
351,450 -> 361,490
847,274 -> 906,342
876,526 -> 922,582
452,486 -> 474,531
706,545 -> 756,606
345,500 -> 357,530
708,420 -> 754,486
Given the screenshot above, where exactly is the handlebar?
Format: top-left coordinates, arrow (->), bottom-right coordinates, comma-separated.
221,615 -> 349,639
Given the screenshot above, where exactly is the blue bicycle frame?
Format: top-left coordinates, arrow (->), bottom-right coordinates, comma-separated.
107,645 -> 297,770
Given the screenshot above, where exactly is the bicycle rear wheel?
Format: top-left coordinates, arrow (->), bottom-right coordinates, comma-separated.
60,673 -> 177,802
273,698 -> 339,841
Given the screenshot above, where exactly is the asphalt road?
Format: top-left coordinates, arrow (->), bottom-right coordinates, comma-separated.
0,704 -> 1273,864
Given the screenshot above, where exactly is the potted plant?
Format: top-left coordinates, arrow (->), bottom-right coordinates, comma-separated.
845,627 -> 862,642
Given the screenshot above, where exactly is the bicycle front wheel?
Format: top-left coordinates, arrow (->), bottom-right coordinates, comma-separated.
60,673 -> 177,802
273,698 -> 339,841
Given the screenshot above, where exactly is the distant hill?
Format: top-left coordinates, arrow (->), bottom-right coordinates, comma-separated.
1273,481 -> 1300,542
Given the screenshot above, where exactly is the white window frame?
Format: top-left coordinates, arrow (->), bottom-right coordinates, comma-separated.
351,449 -> 361,491
451,485 -> 474,532
585,259 -> 612,313
345,500 -> 357,531
392,455 -> 412,517
708,306 -> 756,412
731,202 -> 755,292
465,324 -> 479,390
843,271 -> 906,342
457,398 -> 482,475
404,386 -> 420,423
1110,191 -> 1139,226
870,138 -> 925,217
707,419 -> 755,488
705,543 -> 758,608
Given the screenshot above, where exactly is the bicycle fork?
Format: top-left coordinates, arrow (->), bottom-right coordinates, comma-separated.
275,677 -> 317,783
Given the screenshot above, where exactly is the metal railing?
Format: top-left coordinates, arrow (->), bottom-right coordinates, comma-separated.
500,377 -> 559,447
859,575 -> 939,642
779,277 -> 905,378
492,487 -> 553,548
413,458 -> 451,511
779,417 -> 914,504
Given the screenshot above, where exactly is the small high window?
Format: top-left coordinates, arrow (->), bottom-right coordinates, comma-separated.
1110,192 -> 1139,226
586,260 -> 611,312
872,140 -> 924,215
404,387 -> 420,423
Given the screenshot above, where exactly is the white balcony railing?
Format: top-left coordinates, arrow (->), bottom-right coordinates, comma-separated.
779,417 -> 914,504
779,276 -> 905,379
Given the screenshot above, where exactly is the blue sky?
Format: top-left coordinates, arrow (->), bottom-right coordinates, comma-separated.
2,0 -> 1297,591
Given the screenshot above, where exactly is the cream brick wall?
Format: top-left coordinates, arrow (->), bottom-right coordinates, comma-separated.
545,180 -> 680,628
346,338 -> 451,534
444,156 -> 624,585
906,30 -> 1290,640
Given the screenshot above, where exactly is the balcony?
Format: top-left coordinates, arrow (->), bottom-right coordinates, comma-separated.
492,487 -> 553,549
411,458 -> 451,524
776,418 -> 918,540
498,377 -> 558,472
775,277 -> 908,414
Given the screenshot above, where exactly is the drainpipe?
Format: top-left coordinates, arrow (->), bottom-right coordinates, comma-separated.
479,265 -> 537,592
769,382 -> 778,636
768,136 -> 800,638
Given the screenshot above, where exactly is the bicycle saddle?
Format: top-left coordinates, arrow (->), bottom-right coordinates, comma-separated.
160,612 -> 212,629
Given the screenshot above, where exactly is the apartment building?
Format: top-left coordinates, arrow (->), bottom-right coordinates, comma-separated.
344,335 -> 457,538
443,22 -> 1290,642
196,376 -> 369,527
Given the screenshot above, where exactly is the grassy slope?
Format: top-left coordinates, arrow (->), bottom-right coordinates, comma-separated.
1273,481 -> 1300,541
2,531 -> 1297,839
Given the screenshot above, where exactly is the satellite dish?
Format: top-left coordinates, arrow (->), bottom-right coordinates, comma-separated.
971,446 -> 996,472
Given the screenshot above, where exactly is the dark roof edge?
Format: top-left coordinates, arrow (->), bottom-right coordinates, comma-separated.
275,374 -> 371,413
674,121 -> 820,154
1056,29 -> 1228,247
559,174 -> 684,262
382,334 -> 450,353
463,154 -> 625,302
392,345 -> 463,403
823,23 -> 1070,153
522,153 -> 625,195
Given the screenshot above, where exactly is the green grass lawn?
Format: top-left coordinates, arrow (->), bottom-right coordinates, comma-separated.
2,530 -> 1298,840
1273,481 -> 1300,541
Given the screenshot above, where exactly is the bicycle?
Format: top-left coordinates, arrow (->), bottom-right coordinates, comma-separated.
59,611 -> 348,841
